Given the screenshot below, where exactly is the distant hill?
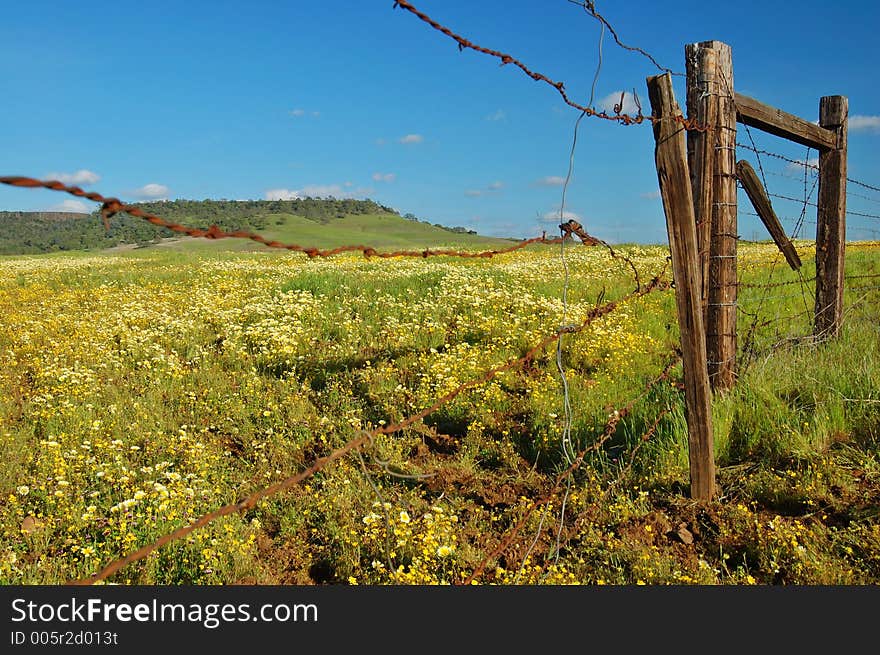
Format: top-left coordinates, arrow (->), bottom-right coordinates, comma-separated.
0,199 -> 512,255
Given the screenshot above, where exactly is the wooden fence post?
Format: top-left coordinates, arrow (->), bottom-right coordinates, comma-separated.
706,41 -> 737,391
685,42 -> 717,326
815,95 -> 848,339
647,73 -> 716,502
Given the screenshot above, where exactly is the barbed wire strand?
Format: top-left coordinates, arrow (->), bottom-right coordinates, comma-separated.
735,142 -> 880,194
5,1 -> 875,590
391,1 -> 708,132
566,0 -> 682,76
514,406 -> 675,583
736,133 -> 820,370
726,80 -> 795,369
558,14 -> 607,470
541,17 -> 608,585
749,167 -> 880,213
0,176 -> 571,260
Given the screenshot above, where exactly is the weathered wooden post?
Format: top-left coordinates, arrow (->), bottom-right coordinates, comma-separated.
688,40 -> 847,342
736,159 -> 802,271
815,96 -> 848,338
710,42 -> 737,390
647,72 -> 716,501
686,40 -> 737,391
685,42 -> 717,324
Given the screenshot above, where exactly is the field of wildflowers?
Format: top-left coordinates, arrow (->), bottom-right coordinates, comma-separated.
2,242 -> 878,585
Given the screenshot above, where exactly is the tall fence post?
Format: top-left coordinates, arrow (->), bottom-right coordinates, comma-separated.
701,41 -> 738,391
815,95 -> 848,338
685,42 -> 717,326
647,72 -> 716,502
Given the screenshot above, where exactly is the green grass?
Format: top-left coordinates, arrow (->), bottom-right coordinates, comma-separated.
0,241 -> 878,585
156,212 -> 515,252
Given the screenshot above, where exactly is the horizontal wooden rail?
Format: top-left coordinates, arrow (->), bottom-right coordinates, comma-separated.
735,93 -> 837,151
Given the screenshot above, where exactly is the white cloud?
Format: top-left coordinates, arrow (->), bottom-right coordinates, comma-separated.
399,134 -> 424,145
541,210 -> 583,224
598,91 -> 642,115
289,109 -> 320,118
486,109 -> 506,121
46,199 -> 92,213
265,188 -> 302,201
265,183 -> 374,200
372,172 -> 396,182
849,115 -> 880,132
131,183 -> 169,200
465,181 -> 504,198
45,169 -> 101,186
640,190 -> 662,200
300,184 -> 345,197
537,176 -> 566,186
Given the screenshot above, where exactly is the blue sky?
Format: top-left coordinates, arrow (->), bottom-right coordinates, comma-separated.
1,0 -> 878,244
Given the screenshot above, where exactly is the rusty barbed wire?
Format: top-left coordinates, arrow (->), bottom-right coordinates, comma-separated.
6,0 -> 877,590
560,218 -> 645,290
391,1 -> 709,132
509,401 -> 673,583
1,176 -> 574,259
566,0 -> 682,76
559,218 -> 602,246
533,389 -> 676,583
459,352 -> 680,585
67,273 -> 671,585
